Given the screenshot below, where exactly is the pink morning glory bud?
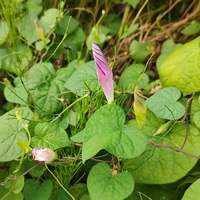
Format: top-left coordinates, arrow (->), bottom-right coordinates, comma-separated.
92,42 -> 114,104
32,148 -> 57,164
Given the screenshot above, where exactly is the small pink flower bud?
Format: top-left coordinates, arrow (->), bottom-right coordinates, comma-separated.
92,42 -> 114,104
32,148 -> 57,164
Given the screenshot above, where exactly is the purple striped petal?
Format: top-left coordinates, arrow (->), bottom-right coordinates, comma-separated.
92,43 -> 114,104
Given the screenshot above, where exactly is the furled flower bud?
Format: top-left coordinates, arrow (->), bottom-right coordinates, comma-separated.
92,42 -> 114,104
32,148 -> 57,164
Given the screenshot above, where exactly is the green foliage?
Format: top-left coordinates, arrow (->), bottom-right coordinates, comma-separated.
146,87 -> 185,120
156,39 -> 182,68
0,22 -> 9,45
4,77 -> 27,104
64,61 -> 100,96
17,13 -> 40,45
0,45 -> 32,76
124,123 -> 200,184
181,22 -> 200,36
125,0 -> 141,8
26,62 -> 75,117
87,163 -> 134,200
5,176 -> 24,194
130,40 -> 151,62
120,23 -> 139,40
82,104 -> 147,162
118,64 -> 149,90
31,121 -> 72,149
55,15 -> 79,35
182,178 -> 200,199
23,179 -> 53,200
158,37 -> 200,93
0,107 -> 33,162
104,14 -> 121,36
1,1 -> 200,199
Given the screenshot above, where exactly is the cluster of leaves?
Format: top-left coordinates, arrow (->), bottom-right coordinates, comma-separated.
0,0 -> 200,200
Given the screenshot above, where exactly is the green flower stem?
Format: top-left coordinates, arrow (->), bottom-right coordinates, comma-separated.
45,163 -> 75,200
117,4 -> 131,43
51,93 -> 90,124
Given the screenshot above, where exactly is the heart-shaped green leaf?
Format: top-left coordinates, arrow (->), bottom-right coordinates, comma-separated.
55,15 -> 79,35
146,87 -> 185,120
118,64 -> 149,90
31,121 -> 71,149
64,61 -> 100,96
25,0 -> 43,15
130,40 -> 151,63
124,123 -> 200,184
0,107 -> 33,162
26,62 -> 75,117
182,178 -> 200,200
23,179 -> 53,200
158,36 -> 200,93
87,163 -> 134,200
82,104 -> 147,162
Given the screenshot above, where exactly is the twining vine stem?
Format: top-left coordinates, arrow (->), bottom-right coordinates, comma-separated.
147,141 -> 200,160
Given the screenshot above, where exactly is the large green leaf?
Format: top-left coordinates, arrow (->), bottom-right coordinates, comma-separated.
124,123 -> 200,184
146,87 -> 185,120
26,62 -> 75,117
40,8 -> 59,34
0,107 -> 33,162
17,13 -> 39,45
82,104 -> 147,162
23,179 -> 53,200
87,163 -> 134,200
4,77 -> 27,104
156,39 -> 182,69
158,37 -> 200,93
0,45 -> 32,76
64,61 -> 100,96
31,121 -> 71,149
182,178 -> 200,199
55,15 -> 79,35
